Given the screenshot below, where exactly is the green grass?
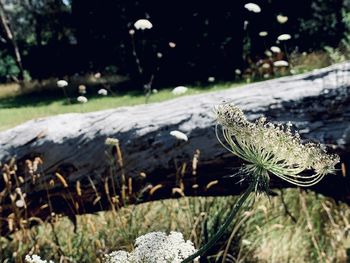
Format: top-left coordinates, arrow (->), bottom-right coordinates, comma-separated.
1,189 -> 349,262
0,82 -> 241,131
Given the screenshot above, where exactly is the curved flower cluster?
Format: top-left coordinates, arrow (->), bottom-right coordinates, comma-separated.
104,231 -> 197,263
215,104 -> 339,188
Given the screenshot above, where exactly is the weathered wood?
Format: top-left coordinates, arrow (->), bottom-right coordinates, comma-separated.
0,62 -> 350,235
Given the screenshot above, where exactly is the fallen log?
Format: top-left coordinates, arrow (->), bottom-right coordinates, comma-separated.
0,62 -> 350,235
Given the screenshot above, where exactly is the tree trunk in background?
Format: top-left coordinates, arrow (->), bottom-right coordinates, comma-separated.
0,62 -> 350,235
0,0 -> 24,81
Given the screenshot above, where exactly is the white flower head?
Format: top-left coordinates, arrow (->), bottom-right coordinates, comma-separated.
262,63 -> 270,69
105,137 -> 119,146
157,52 -> 163,58
277,34 -> 291,41
171,86 -> 188,95
277,15 -> 288,24
235,69 -> 242,75
273,60 -> 289,67
25,255 -> 53,263
259,31 -> 268,37
77,96 -> 88,103
134,19 -> 153,30
105,232 -> 197,263
170,130 -> 188,141
78,85 -> 86,94
15,199 -> 25,208
152,89 -> 158,94
208,76 -> 215,82
169,42 -> 176,48
265,50 -> 273,57
215,103 -> 339,189
129,29 -> 135,35
270,46 -> 281,53
57,80 -> 68,88
94,72 -> 101,79
98,88 -> 108,96
244,3 -> 261,13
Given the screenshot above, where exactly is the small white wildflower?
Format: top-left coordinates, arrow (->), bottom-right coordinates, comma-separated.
171,86 -> 188,95
134,19 -> 153,30
270,46 -> 281,53
15,199 -> 25,208
25,255 -> 54,263
243,20 -> 249,30
104,250 -> 131,263
262,63 -> 270,69
105,137 -> 119,146
235,69 -> 242,75
152,89 -> 158,94
244,3 -> 261,13
277,15 -> 288,24
277,34 -> 291,41
169,42 -> 176,48
156,52 -> 163,58
98,88 -> 108,96
77,96 -> 88,103
170,130 -> 188,141
273,60 -> 289,67
94,72 -> 101,79
290,69 -> 296,74
129,29 -> 135,35
265,50 -> 273,57
208,76 -> 215,82
78,85 -> 86,94
263,73 -> 270,78
259,31 -> 268,37
57,80 -> 68,88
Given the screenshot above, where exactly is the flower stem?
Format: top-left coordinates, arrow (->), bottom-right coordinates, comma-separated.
182,182 -> 255,263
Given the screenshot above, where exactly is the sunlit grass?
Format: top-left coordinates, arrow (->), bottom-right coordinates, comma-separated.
0,82 -> 241,131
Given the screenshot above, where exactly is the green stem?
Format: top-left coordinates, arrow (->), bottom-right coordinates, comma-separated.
182,182 -> 255,263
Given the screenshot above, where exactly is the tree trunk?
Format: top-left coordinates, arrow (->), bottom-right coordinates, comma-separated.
0,0 -> 24,81
0,62 -> 350,235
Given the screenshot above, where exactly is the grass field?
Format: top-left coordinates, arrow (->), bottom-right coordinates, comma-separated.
0,81 -> 241,131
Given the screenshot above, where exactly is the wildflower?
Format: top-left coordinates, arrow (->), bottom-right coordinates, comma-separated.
277,34 -> 291,41
170,130 -> 188,141
244,3 -> 261,13
259,31 -> 268,37
57,80 -> 68,88
25,255 -> 53,263
262,63 -> 270,69
263,73 -> 270,78
208,76 -> 215,82
105,231 -> 197,263
243,20 -> 249,30
235,69 -> 242,75
215,103 -> 339,189
134,19 -> 153,30
94,72 -> 101,79
15,199 -> 25,208
157,52 -> 163,58
270,46 -> 281,53
169,42 -> 176,48
264,50 -> 272,57
152,89 -> 158,94
277,14 -> 288,24
273,60 -> 289,67
77,96 -> 88,103
78,85 -> 86,94
105,137 -> 119,146
129,29 -> 135,35
171,86 -> 188,95
98,88 -> 108,96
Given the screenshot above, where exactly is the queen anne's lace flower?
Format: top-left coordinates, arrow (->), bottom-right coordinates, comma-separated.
105,231 -> 197,263
25,255 -> 54,263
244,3 -> 261,13
215,104 -> 339,188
